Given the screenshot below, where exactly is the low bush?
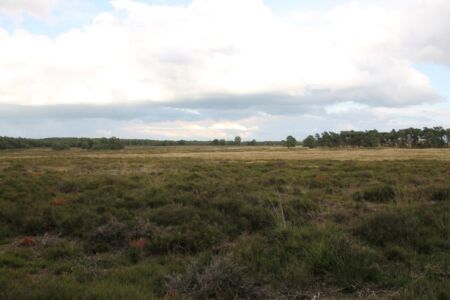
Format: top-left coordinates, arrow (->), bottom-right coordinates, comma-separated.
168,255 -> 269,299
393,272 -> 450,300
233,225 -> 382,290
356,206 -> 448,253
85,218 -> 128,252
0,251 -> 29,268
148,220 -> 226,254
428,186 -> 450,202
353,185 -> 396,202
45,242 -> 79,260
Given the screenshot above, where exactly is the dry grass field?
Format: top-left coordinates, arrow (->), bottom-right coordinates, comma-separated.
0,146 -> 449,299
2,146 -> 450,161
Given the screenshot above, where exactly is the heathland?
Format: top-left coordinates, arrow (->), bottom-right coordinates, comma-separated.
0,146 -> 449,299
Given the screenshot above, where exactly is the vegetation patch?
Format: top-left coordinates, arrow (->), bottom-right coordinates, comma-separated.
428,186 -> 450,202
0,149 -> 449,298
353,184 -> 396,203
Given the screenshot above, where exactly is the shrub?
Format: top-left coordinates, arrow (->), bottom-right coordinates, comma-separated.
393,272 -> 450,300
0,252 -> 29,268
86,219 -> 128,252
233,226 -> 382,290
128,247 -> 142,264
149,205 -> 202,226
148,220 -> 225,254
22,207 -> 58,235
57,180 -> 82,194
356,207 -> 447,253
306,234 -> 381,288
45,243 -> 77,260
429,186 -> 450,202
167,255 -> 268,299
353,185 -> 396,202
308,175 -> 329,189
284,197 -> 320,222
19,236 -> 36,247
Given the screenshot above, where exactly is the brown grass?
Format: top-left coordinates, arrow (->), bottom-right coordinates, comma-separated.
1,146 -> 450,161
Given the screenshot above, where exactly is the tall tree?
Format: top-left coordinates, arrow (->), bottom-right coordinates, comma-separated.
286,136 -> 297,148
302,135 -> 317,148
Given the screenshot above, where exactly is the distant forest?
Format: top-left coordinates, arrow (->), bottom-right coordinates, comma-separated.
1,127 -> 449,150
303,127 -> 450,148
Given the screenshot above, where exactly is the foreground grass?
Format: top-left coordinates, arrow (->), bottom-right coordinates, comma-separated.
0,148 -> 449,299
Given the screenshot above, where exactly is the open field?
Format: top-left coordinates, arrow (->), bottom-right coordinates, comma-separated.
2,146 -> 450,161
0,147 -> 449,299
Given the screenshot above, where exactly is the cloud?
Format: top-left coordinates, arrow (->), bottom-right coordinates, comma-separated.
397,0 -> 450,66
0,0 -> 57,19
125,120 -> 258,139
0,0 -> 449,139
3,103 -> 448,140
0,0 -> 446,109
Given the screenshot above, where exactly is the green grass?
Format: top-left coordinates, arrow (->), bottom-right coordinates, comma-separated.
0,149 -> 449,299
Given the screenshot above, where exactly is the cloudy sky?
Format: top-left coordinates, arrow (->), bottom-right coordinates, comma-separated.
1,0 -> 450,140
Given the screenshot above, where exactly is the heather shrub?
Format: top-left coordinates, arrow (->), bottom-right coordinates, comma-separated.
353,185 -> 396,202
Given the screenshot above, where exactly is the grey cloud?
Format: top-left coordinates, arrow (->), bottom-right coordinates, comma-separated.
0,85 -> 440,123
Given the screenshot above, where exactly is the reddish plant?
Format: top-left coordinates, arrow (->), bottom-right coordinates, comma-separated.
51,198 -> 67,206
314,175 -> 327,183
19,237 -> 36,247
130,238 -> 147,249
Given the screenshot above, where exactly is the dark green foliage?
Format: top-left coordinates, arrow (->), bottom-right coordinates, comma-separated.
91,137 -> 124,150
285,135 -> 297,148
302,135 -> 317,148
356,206 -> 449,253
248,139 -> 257,145
353,185 -> 396,202
232,226 -> 382,291
300,126 -> 450,148
393,272 -> 450,300
428,186 -> 450,201
0,251 -> 29,268
51,143 -> 70,151
168,255 -> 268,299
0,136 -> 126,150
2,126 -> 449,150
128,247 -> 142,264
86,219 -> 128,252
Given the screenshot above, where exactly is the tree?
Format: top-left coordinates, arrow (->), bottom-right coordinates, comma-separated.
248,139 -> 257,146
234,136 -> 241,146
302,135 -> 317,148
286,136 -> 297,148
108,137 -> 124,150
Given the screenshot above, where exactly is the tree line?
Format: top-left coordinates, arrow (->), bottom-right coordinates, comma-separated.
0,136 -> 285,150
302,127 -> 450,148
1,127 -> 449,150
0,137 -> 125,151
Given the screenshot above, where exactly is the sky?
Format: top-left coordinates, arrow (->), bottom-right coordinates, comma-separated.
1,0 -> 450,140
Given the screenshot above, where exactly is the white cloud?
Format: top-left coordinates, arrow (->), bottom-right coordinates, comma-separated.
0,0 -> 447,108
0,0 -> 57,20
124,118 -> 258,140
0,0 -> 450,139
